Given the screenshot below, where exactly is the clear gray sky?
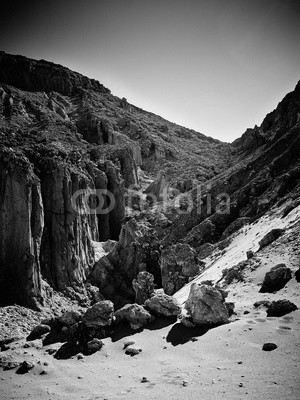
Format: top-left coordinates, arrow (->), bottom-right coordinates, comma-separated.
0,0 -> 299,142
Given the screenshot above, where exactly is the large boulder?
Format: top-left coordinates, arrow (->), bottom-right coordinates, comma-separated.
132,271 -> 155,304
26,324 -> 51,341
185,283 -> 229,326
259,264 -> 292,293
90,219 -> 161,308
160,243 -> 203,295
114,304 -> 153,330
82,301 -> 114,328
58,310 -> 82,327
144,293 -> 181,317
259,229 -> 284,249
266,300 -> 297,317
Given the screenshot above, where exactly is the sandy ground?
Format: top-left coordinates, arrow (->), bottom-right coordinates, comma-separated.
1,203 -> 299,400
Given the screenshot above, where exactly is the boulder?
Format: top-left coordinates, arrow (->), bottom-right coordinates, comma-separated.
295,268 -> 300,283
86,338 -> 104,355
58,310 -> 81,327
114,304 -> 153,330
144,294 -> 181,317
259,264 -> 292,293
266,300 -> 297,317
185,283 -> 229,326
16,361 -> 35,374
132,271 -> 155,304
258,229 -> 284,249
26,324 -> 51,341
160,243 -> 203,295
90,219 -> 161,308
82,300 -> 114,328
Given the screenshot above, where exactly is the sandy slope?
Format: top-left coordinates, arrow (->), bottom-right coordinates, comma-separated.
1,203 -> 299,400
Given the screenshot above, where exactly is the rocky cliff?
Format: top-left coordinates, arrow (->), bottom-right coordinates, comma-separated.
0,51 -> 299,310
163,81 -> 300,255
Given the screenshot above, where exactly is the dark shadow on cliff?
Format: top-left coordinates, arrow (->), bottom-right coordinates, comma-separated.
110,317 -> 176,342
166,323 -> 218,346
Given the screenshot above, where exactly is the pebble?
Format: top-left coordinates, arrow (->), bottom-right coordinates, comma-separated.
141,377 -> 149,383
262,343 -> 277,351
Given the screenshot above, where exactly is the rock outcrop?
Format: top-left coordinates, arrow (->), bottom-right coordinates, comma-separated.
160,243 -> 204,295
90,219 -> 161,308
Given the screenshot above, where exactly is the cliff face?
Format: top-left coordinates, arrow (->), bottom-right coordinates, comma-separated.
0,146 -> 125,307
0,152 -> 44,308
0,51 -> 299,310
163,82 -> 300,252
0,51 -> 110,96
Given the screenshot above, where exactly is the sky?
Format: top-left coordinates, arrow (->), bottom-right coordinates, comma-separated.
0,0 -> 299,142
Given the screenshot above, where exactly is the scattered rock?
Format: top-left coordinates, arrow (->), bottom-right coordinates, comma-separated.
262,343 -> 277,351
125,347 -> 142,356
2,359 -> 21,371
185,283 -> 229,326
26,324 -> 51,341
123,340 -> 135,350
258,229 -> 284,249
40,370 -> 48,375
58,310 -> 81,327
266,300 -> 297,317
295,268 -> 300,283
246,250 -> 254,259
77,354 -> 84,360
86,338 -> 104,355
145,294 -> 182,317
141,376 -> 149,383
82,300 -> 114,328
16,361 -> 35,374
114,303 -> 153,330
253,300 -> 271,308
260,264 -> 292,293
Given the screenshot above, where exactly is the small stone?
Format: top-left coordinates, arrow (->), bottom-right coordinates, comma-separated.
243,311 -> 250,315
40,370 -> 47,375
125,347 -> 142,356
16,361 -> 35,374
86,338 -> 104,355
237,361 -> 243,364
141,376 -> 149,383
182,381 -> 188,386
190,337 -> 198,342
123,340 -> 135,350
239,383 -> 243,387
77,354 -> 84,360
262,343 -> 277,351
